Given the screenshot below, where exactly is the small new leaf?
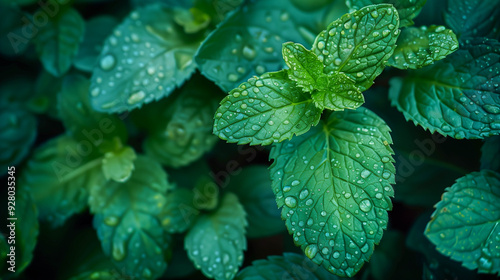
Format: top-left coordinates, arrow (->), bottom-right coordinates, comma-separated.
269,107 -> 395,277
388,25 -> 459,69
213,70 -> 322,146
312,4 -> 400,91
282,42 -> 324,91
34,8 -> 85,77
90,4 -> 204,113
102,146 -> 136,183
425,170 -> 500,275
235,253 -> 340,280
185,193 -> 247,280
91,156 -> 172,279
389,38 -> 500,139
346,0 -> 427,27
312,72 -> 364,110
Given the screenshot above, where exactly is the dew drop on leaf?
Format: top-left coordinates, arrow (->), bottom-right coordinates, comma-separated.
100,54 -> 116,70
359,199 -> 372,212
284,196 -> 297,207
305,244 -> 318,259
112,242 -> 126,261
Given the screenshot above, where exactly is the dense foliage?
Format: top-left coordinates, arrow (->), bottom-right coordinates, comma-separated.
1,0 -> 500,279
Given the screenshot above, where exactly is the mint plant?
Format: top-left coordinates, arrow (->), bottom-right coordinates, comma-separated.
1,0 -> 500,279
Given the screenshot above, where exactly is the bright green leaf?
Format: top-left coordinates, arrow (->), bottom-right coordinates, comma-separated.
225,165 -> 285,238
312,4 -> 400,91
34,8 -> 85,77
481,136 -> 500,172
0,108 -> 36,174
173,7 -> 211,34
58,75 -> 127,147
90,4 -> 204,113
74,16 -> 118,72
19,135 -> 103,226
91,156 -> 172,279
444,0 -> 500,41
159,188 -> 198,234
389,38 -> 500,139
213,70 -> 322,146
102,146 -> 136,183
425,170 -> 500,275
388,25 -> 458,69
195,0 -> 341,91
143,78 -> 220,168
311,72 -> 364,110
235,252 -> 345,280
269,107 -> 395,277
185,193 -> 247,280
346,0 -> 427,27
282,42 -> 324,91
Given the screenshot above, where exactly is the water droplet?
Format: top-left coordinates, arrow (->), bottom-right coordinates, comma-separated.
359,199 -> 372,212
375,193 -> 383,199
333,251 -> 340,259
381,156 -> 390,163
285,196 -> 297,208
382,171 -> 391,179
104,216 -> 119,226
255,65 -> 266,74
280,11 -> 289,21
273,132 -> 281,139
142,268 -> 152,278
242,45 -> 256,60
317,41 -> 325,49
228,73 -> 238,82
344,193 -> 351,199
321,247 -> 329,255
291,180 -> 300,186
100,54 -> 116,70
283,186 -> 291,192
370,10 -> 379,18
91,87 -> 100,97
435,26 -> 445,32
306,199 -> 313,206
484,105 -> 500,114
127,90 -> 146,105
305,244 -> 318,259
334,58 -> 342,65
320,211 -> 327,216
361,243 -> 370,253
360,169 -> 371,179
299,189 -> 309,199
112,242 -> 126,261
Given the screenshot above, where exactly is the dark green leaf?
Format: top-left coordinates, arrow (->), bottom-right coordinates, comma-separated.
311,72 -> 364,110
58,75 -> 127,147
213,70 -> 322,146
425,170 -> 500,275
91,156 -> 172,279
346,0 -> 427,27
481,136 -> 500,172
444,0 -> 500,40
282,42 -> 323,91
31,70 -> 62,118
159,188 -> 198,234
185,193 -> 247,280
389,38 -> 500,139
90,4 -> 204,113
0,4 -> 29,56
0,108 -> 36,174
235,252 -> 345,280
225,165 -> 285,238
192,176 -> 220,211
143,79 -> 220,168
269,107 -> 395,277
34,8 -> 85,77
195,0 -> 340,91
19,135 -> 103,226
0,234 -> 7,275
74,16 -> 118,72
312,4 -> 400,91
388,25 -> 458,69
101,146 -> 136,183
69,270 -> 122,280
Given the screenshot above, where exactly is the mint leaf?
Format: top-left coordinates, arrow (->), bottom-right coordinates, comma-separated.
346,0 -> 427,27
185,193 -> 247,280
195,0 -> 340,91
102,146 -> 136,183
235,252 -> 342,280
19,135 -> 104,226
0,108 -> 36,174
34,8 -> 85,77
313,4 -> 400,91
444,0 -> 500,41
143,79 -> 220,168
389,38 -> 500,139
312,72 -> 364,110
269,107 -> 395,277
90,4 -> 204,113
91,156 -> 172,279
74,16 -> 118,72
159,188 -> 198,234
388,25 -> 458,69
225,165 -> 285,238
68,270 -> 117,280
481,136 -> 500,172
213,70 -> 322,145
58,75 -> 127,147
425,170 -> 500,275
282,42 -> 324,91
12,189 -> 39,275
